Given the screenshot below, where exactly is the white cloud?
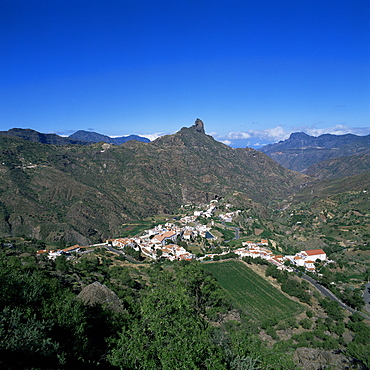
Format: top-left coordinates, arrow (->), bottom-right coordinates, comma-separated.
227,131 -> 252,139
226,126 -> 289,142
140,132 -> 167,141
220,140 -> 232,146
258,126 -> 290,141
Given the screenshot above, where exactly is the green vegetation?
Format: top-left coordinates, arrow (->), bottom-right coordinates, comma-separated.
0,243 -> 299,369
1,125 -> 370,368
266,265 -> 311,304
201,260 -> 304,322
0,127 -> 306,245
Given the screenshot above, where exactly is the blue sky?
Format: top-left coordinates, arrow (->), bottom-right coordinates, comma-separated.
1,0 -> 369,148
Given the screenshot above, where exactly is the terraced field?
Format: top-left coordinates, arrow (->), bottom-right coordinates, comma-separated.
202,260 -> 303,322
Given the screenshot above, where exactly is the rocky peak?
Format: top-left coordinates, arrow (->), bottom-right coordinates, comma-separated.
192,118 -> 205,134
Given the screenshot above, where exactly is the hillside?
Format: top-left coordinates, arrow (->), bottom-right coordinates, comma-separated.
260,132 -> 370,172
304,149 -> 370,179
69,130 -> 150,144
290,171 -> 370,205
0,120 -> 307,245
269,170 -> 370,256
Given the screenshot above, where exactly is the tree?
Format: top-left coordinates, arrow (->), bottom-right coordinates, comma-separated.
54,254 -> 70,273
124,246 -> 143,261
108,267 -> 225,369
300,318 -> 312,330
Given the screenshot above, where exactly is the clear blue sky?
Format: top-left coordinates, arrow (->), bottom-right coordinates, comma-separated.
1,0 -> 369,148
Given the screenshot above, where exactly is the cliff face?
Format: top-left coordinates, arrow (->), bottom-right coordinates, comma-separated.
0,120 -> 307,244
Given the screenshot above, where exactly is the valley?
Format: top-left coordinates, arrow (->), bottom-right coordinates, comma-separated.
1,121 -> 370,369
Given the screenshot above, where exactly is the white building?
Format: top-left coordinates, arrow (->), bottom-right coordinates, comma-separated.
300,249 -> 326,262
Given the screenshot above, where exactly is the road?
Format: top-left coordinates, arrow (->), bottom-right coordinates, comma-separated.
300,272 -> 370,320
221,221 -> 239,241
363,282 -> 370,314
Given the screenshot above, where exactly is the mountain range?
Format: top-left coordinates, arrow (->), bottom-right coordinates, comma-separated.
260,132 -> 370,173
0,120 -> 307,245
0,128 -> 90,145
0,128 -> 150,145
69,130 -> 150,144
1,121 -> 369,245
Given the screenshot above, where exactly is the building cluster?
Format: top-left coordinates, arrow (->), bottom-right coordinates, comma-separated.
218,210 -> 241,223
36,244 -> 87,260
193,203 -> 217,218
231,243 -> 327,272
285,249 -> 327,272
35,200 -> 327,274
108,221 -> 214,261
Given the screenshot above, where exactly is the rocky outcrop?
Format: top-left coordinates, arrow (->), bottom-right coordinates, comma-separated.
77,281 -> 124,313
192,118 -> 205,134
294,348 -> 355,370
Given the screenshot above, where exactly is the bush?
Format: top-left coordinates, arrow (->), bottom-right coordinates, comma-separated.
266,326 -> 279,340
300,318 -> 312,330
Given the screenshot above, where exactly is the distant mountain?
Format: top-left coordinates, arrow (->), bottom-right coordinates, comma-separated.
260,132 -> 370,172
0,128 -> 90,145
0,128 -> 150,146
69,130 -> 150,144
0,119 -> 307,245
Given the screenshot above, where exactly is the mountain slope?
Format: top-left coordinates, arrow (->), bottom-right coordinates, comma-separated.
0,121 -> 307,245
260,132 -> 370,172
69,130 -> 150,144
290,171 -> 370,205
304,149 -> 370,179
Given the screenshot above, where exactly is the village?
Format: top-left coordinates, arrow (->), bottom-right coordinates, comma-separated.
37,201 -> 329,274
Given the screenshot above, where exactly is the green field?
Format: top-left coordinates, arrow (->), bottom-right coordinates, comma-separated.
202,260 -> 303,322
119,220 -> 155,237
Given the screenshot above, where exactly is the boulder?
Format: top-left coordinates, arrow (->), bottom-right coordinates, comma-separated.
77,281 -> 124,313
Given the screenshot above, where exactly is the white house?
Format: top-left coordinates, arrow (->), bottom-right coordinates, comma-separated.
304,260 -> 316,271
182,229 -> 194,241
152,231 -> 178,246
300,249 -> 326,262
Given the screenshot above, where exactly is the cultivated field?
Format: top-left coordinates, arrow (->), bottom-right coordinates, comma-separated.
202,260 -> 304,322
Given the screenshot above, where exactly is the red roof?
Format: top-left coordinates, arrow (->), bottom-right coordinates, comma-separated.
62,245 -> 80,252
303,249 -> 325,256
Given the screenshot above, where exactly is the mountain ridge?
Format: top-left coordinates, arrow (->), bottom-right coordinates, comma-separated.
69,130 -> 150,144
0,120 -> 307,245
0,127 -> 151,146
0,128 -> 90,145
260,132 -> 370,172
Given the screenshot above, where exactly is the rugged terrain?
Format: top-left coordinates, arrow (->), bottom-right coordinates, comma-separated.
0,120 -> 307,245
1,120 -> 370,369
260,132 -> 370,173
